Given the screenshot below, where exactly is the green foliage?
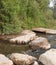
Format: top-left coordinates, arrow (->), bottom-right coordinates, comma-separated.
0,0 -> 55,34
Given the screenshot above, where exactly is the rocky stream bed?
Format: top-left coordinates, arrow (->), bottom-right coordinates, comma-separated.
0,28 -> 56,65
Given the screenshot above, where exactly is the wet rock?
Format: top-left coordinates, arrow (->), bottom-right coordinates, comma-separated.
47,35 -> 56,42
9,32 -> 36,44
0,54 -> 13,65
29,37 -> 51,50
39,49 -> 56,65
25,50 -> 39,58
33,61 -> 39,65
8,53 -> 37,65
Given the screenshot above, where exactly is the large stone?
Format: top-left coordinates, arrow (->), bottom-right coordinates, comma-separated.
33,61 -> 39,65
21,30 -> 36,35
0,54 -> 13,65
32,28 -> 56,34
46,29 -> 56,34
9,32 -> 36,44
8,53 -> 37,65
32,28 -> 48,33
29,37 -> 51,50
39,49 -> 56,65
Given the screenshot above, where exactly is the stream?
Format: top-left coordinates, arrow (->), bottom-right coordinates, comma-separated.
0,32 -> 56,65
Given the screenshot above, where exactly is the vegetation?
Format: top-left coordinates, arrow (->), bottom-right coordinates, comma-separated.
0,0 -> 56,34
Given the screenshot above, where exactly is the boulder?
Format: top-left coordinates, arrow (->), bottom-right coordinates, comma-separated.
21,30 -> 36,35
39,49 -> 56,65
29,37 -> 51,50
8,53 -> 37,65
32,28 -> 48,33
33,61 -> 39,65
46,29 -> 56,34
0,54 -> 13,65
32,28 -> 56,34
9,32 -> 36,44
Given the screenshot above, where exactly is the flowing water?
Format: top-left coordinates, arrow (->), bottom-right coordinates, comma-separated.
0,32 -> 56,65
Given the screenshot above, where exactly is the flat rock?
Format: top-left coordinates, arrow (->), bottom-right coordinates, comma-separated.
32,28 -> 47,33
39,49 -> 56,65
8,53 -> 37,65
29,37 -> 51,50
0,54 -> 13,65
46,29 -> 56,34
9,32 -> 36,44
32,28 -> 56,34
